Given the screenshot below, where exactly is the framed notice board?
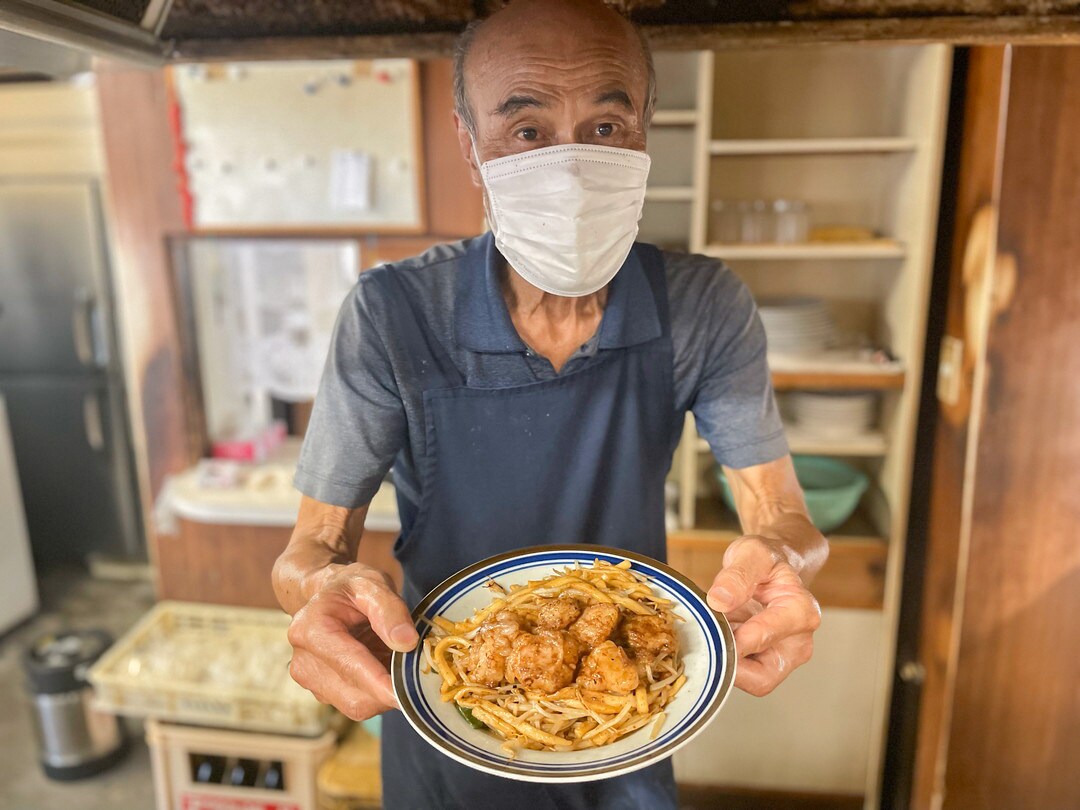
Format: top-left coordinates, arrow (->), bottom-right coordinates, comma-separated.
171,59 -> 424,233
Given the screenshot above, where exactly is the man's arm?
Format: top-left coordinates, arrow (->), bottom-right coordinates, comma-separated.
273,495 -> 418,720
707,454 -> 828,696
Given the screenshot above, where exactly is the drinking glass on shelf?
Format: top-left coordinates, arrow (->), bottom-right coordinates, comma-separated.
773,200 -> 810,244
740,199 -> 772,243
709,199 -> 742,244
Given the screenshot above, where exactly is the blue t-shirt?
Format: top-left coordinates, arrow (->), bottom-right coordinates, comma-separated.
295,233 -> 787,510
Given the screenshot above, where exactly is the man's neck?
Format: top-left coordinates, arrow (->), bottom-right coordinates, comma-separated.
499,261 -> 608,373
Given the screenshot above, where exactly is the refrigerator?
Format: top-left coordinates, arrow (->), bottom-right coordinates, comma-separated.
0,394 -> 38,630
0,179 -> 142,569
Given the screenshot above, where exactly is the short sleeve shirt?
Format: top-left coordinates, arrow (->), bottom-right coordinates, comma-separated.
294,233 -> 787,512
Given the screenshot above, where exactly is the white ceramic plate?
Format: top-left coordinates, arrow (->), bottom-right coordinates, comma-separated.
391,544 -> 736,783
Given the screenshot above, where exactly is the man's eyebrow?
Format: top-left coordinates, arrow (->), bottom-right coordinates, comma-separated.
594,89 -> 634,110
492,94 -> 547,117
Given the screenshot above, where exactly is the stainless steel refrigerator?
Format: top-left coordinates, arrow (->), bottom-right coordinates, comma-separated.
0,179 -> 142,569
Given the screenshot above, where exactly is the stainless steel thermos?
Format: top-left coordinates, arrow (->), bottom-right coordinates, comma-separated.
24,629 -> 126,780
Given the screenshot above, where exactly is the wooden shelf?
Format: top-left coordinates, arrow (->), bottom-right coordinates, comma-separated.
644,186 -> 696,202
771,369 -> 906,391
651,109 -> 700,126
695,429 -> 888,457
785,429 -> 888,457
709,137 -> 918,156
701,240 -> 905,261
667,498 -> 887,610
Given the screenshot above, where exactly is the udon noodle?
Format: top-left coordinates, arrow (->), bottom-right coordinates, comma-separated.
422,559 -> 686,758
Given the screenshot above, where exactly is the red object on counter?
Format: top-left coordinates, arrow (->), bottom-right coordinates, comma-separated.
210,420 -> 287,462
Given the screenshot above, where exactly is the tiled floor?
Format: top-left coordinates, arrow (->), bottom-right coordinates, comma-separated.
0,567 -> 156,810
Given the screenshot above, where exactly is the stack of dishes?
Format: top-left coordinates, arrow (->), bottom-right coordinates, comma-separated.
787,391 -> 877,438
758,298 -> 838,356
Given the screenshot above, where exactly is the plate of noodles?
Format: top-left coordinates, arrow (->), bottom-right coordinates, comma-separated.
390,544 -> 736,782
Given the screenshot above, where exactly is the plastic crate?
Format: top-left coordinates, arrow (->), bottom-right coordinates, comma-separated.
89,601 -> 332,736
147,718 -> 337,810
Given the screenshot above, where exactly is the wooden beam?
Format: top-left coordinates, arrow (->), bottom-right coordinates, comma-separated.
647,16 -> 1080,50
168,15 -> 1080,62
168,31 -> 462,62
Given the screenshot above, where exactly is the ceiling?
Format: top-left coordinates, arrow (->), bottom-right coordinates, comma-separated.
1,0 -> 1079,64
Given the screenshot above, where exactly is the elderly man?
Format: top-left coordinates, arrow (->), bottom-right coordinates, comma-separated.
274,0 -> 827,806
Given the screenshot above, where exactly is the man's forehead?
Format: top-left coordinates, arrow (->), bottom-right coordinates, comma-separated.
469,45 -> 646,106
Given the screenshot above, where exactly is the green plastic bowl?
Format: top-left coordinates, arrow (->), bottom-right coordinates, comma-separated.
716,455 -> 869,533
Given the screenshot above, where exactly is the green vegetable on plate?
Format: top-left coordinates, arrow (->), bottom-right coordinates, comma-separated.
458,704 -> 487,730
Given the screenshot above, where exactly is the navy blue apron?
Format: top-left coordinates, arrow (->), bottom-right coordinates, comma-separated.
381,244 -> 680,809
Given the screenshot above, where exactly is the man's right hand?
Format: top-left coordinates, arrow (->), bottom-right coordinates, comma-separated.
285,562 -> 418,721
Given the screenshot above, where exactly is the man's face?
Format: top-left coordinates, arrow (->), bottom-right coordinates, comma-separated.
455,3 -> 650,183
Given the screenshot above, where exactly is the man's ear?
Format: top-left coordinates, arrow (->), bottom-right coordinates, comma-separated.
454,111 -> 483,188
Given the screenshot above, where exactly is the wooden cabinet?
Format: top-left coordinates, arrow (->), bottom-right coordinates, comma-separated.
649,47 -> 953,804
156,520 -> 402,609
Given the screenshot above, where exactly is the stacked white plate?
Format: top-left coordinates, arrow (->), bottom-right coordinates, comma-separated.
758,298 -> 838,356
787,391 -> 878,438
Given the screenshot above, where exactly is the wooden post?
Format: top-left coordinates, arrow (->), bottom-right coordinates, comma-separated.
96,64 -> 199,589
909,45 -> 1012,809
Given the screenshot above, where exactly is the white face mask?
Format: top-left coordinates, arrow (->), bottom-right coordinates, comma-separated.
475,143 -> 651,297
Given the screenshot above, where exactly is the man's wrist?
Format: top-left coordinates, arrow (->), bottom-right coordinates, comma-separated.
739,518 -> 827,582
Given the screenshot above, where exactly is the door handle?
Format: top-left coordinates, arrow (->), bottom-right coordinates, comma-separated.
83,392 -> 105,452
72,289 -> 96,368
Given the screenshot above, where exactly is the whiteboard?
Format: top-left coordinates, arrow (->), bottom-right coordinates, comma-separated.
173,60 -> 424,231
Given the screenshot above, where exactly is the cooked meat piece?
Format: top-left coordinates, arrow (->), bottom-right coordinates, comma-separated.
505,629 -> 581,694
462,611 -> 523,687
536,596 -> 583,630
619,614 -> 679,665
576,640 -> 640,695
569,603 -> 621,648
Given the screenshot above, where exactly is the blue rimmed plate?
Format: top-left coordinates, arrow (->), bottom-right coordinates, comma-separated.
390,544 -> 736,783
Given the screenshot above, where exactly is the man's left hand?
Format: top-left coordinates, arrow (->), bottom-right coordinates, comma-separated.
706,534 -> 822,696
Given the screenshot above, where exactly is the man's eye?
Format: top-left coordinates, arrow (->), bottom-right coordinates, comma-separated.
596,123 -> 615,137
518,128 -> 539,141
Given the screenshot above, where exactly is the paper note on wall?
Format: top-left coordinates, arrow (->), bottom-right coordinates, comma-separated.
329,149 -> 374,211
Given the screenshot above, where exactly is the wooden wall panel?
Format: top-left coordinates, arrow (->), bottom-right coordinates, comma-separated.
96,65 -> 200,588
939,46 -> 1080,810
419,58 -> 485,238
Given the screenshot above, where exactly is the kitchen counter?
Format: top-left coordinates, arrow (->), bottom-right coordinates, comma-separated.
155,438 -> 403,608
160,438 -> 400,532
